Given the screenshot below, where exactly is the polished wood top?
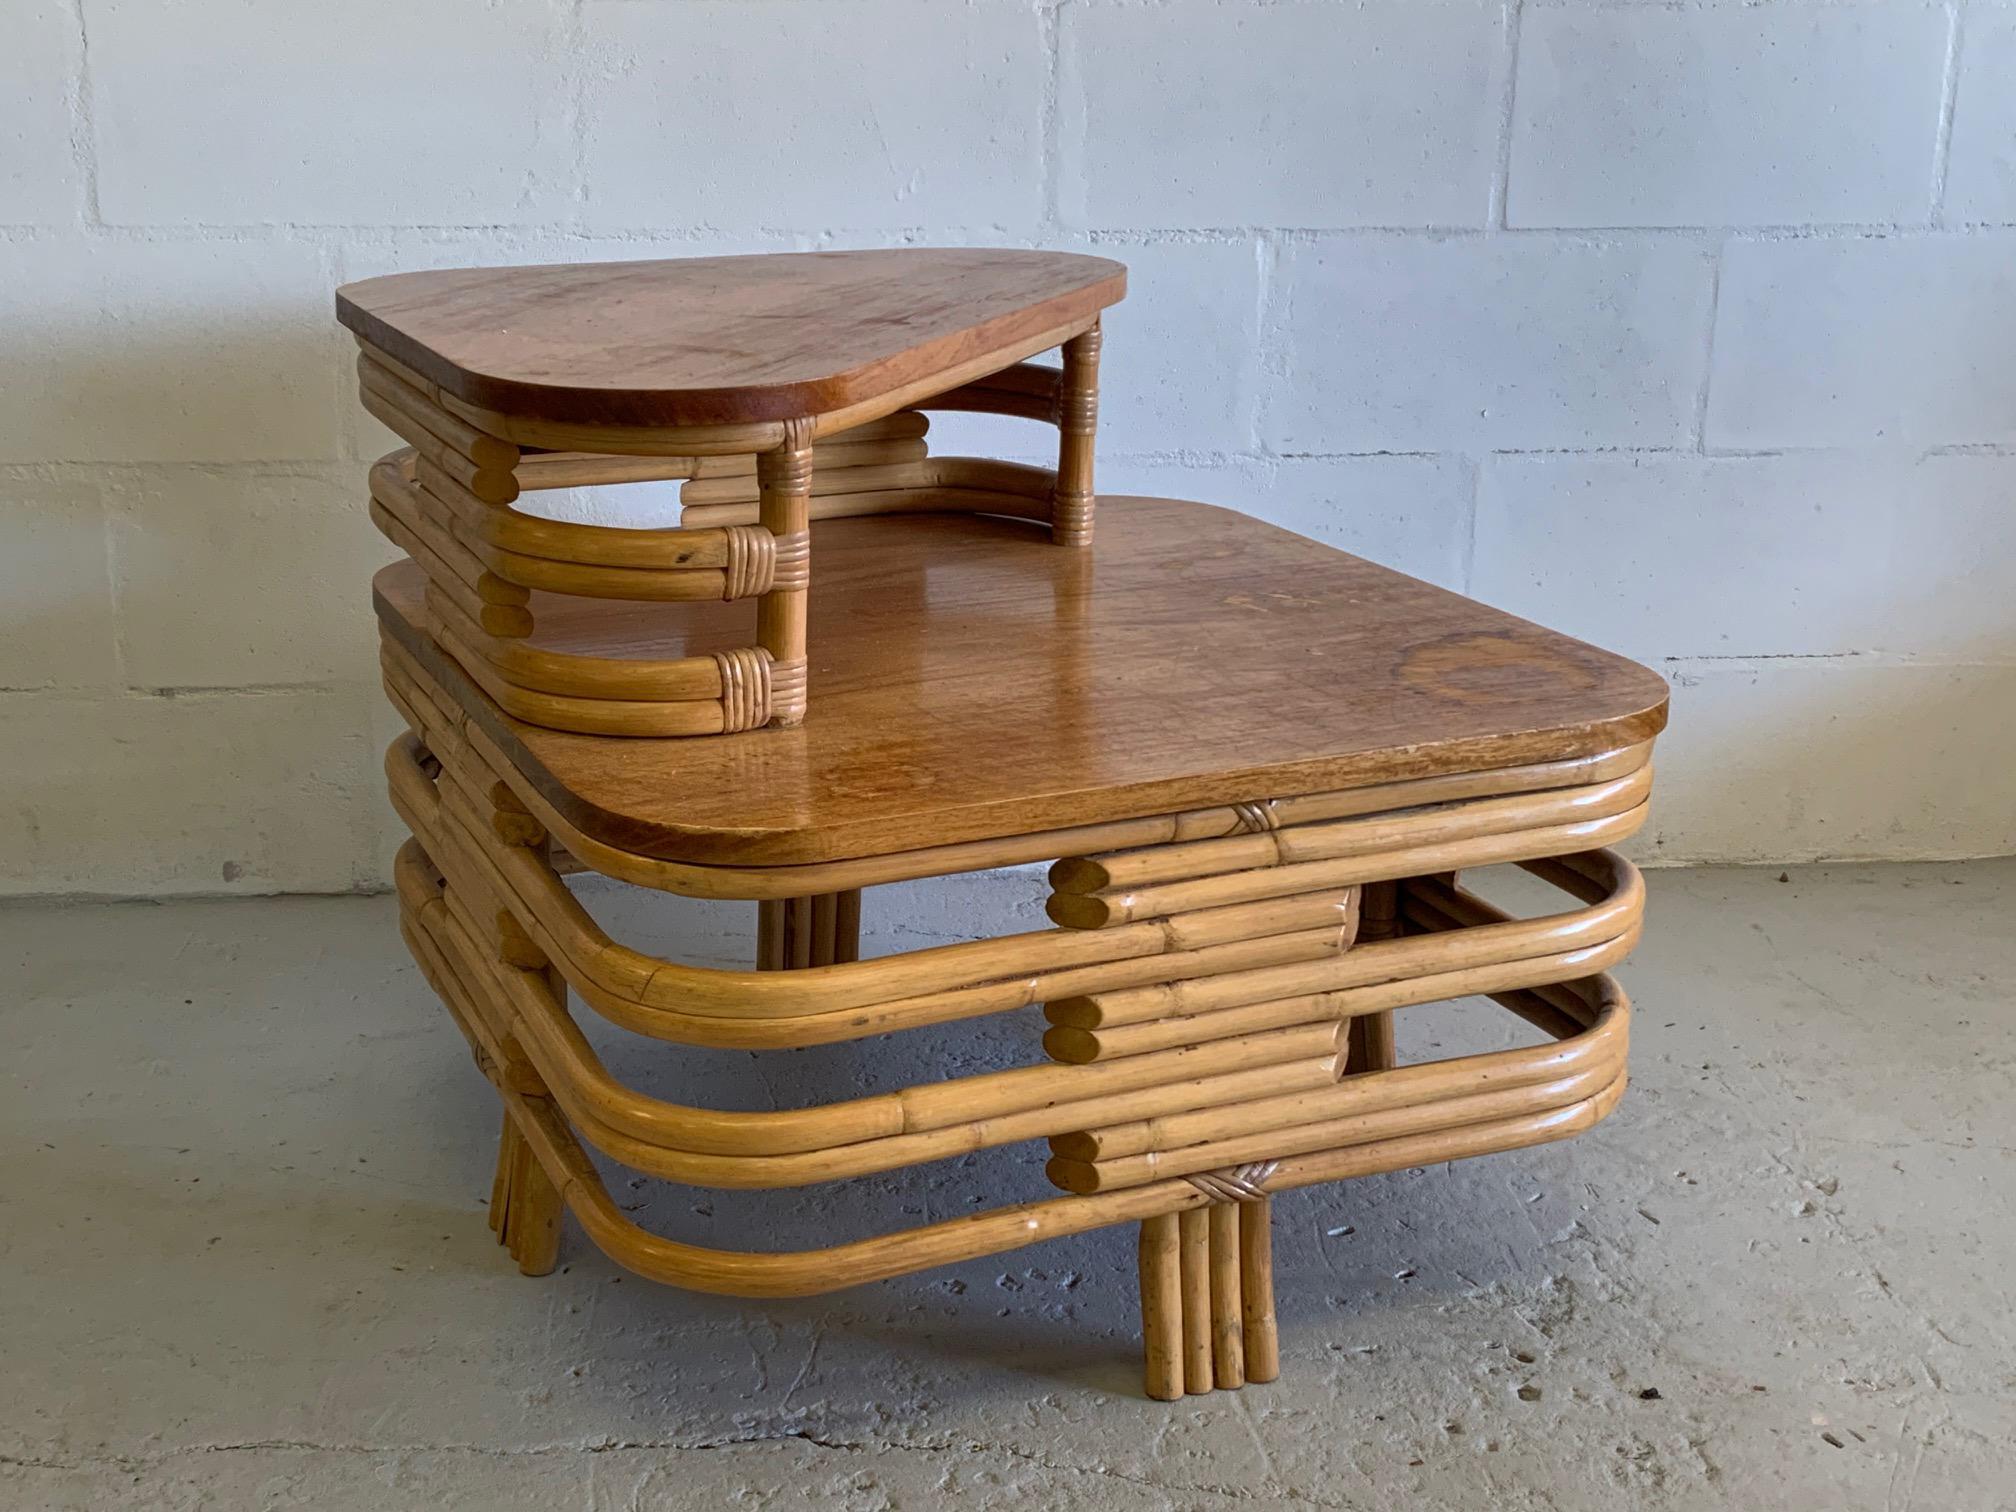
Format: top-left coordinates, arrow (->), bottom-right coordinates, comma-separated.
375,500 -> 1668,866
336,250 -> 1126,430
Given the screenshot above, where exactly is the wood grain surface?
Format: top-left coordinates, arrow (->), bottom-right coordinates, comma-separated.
337,249 -> 1127,429
374,498 -> 1668,865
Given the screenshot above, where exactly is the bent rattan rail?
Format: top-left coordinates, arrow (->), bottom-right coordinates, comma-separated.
338,249 -> 1670,1401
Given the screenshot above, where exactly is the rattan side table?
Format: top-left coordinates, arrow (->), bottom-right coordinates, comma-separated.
338,250 -> 1669,1400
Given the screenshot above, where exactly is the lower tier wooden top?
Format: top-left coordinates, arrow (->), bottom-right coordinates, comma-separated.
373,499 -> 1668,866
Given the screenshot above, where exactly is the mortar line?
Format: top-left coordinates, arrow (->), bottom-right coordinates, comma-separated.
1489,0 -> 1526,230
27,220 -> 2016,245
1929,1 -> 1967,228
1689,241 -> 1724,454
99,476 -> 128,690
567,0 -> 591,233
1039,0 -> 1064,235
1251,230 -> 1282,458
66,0 -> 102,228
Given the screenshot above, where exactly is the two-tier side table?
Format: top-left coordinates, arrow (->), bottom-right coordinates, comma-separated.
336,249 -> 1668,1400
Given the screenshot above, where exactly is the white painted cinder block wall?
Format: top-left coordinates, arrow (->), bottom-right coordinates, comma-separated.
4,0 -> 2014,896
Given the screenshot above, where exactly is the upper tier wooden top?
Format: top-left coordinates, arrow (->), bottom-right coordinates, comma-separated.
375,500 -> 1668,867
335,249 -> 1126,430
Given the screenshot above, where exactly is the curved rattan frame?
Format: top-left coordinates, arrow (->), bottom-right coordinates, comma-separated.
356,319 -> 1102,738
406,877 -> 1625,1301
383,629 -> 1645,1398
350,253 -> 1661,1403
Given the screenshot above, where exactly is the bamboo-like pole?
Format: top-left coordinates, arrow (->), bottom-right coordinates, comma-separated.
358,352 -> 519,471
1049,768 -> 1652,897
1208,1201 -> 1245,1388
1053,1007 -> 1618,1165
1138,1214 -> 1183,1401
1178,1207 -> 1213,1393
679,480 -> 1055,531
810,894 -> 838,967
490,1107 -> 563,1275
1046,806 -> 1649,929
923,361 -> 1063,421
372,501 -> 533,640
757,894 -> 862,971
1053,322 -> 1101,546
1239,1199 -> 1279,1383
834,888 -> 863,965
432,623 -> 736,737
1349,880 -> 1401,1074
1041,929 -> 1637,1066
1046,876 -> 1632,1030
404,884 -> 1632,1300
756,899 -> 785,971
488,1110 -> 515,1237
374,684 -> 1636,1031
756,420 -> 813,727
423,582 -> 726,702
1049,1064 -> 1618,1194
681,458 -> 935,508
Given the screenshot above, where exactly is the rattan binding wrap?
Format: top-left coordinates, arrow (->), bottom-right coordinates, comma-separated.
354,312 -> 1104,738
1184,1161 -> 1279,1203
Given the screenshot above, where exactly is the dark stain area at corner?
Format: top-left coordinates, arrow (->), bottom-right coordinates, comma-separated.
1398,631 -> 1606,707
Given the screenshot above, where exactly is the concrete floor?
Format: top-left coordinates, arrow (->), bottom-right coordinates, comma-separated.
2,861 -> 2011,1511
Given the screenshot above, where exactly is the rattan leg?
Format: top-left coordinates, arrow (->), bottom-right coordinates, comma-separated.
756,899 -> 786,970
757,893 -> 863,971
1209,1200 -> 1245,1388
488,1109 -> 515,1239
1348,879 -> 1401,1072
1239,1198 -> 1280,1384
1138,1213 -> 1184,1401
491,1110 -> 562,1276
1052,322 -> 1101,546
1178,1207 -> 1214,1393
1142,1200 -> 1273,1397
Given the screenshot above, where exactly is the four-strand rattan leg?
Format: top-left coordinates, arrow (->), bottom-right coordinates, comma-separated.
1240,1198 -> 1280,1383
1137,1196 -> 1277,1399
490,1110 -> 562,1276
1346,879 -> 1401,1073
756,892 -> 864,970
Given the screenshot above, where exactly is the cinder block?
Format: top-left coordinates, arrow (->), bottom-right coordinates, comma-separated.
0,237 -> 338,463
1101,455 -> 1472,591
1059,0 -> 1501,229
0,473 -> 116,689
1707,235 -> 2016,449
581,1 -> 1046,231
1509,4 -> 1947,228
108,466 -> 397,689
1092,239 -> 1262,453
90,0 -> 571,226
1266,237 -> 1712,452
1476,451 -> 2016,663
0,687 -> 377,895
1634,661 -> 2016,865
1945,5 -> 2016,224
2,2 -> 82,224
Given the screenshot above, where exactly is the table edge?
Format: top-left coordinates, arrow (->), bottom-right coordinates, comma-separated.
373,586 -> 1671,869
335,253 -> 1128,430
